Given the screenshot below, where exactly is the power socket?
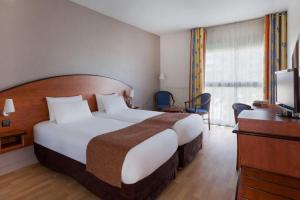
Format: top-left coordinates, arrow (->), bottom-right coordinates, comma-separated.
2,119 -> 10,127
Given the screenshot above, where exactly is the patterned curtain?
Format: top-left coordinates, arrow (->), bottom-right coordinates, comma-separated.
189,28 -> 206,106
264,12 -> 287,103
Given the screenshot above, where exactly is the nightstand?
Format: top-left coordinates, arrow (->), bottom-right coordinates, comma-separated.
0,130 -> 26,153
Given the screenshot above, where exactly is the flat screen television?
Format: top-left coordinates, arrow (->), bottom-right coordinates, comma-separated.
292,35 -> 300,70
275,34 -> 300,117
276,68 -> 300,115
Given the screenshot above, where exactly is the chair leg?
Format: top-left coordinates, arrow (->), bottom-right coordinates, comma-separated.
208,112 -> 211,130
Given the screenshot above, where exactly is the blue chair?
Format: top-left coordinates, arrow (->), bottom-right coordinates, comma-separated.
154,91 -> 175,111
184,93 -> 211,130
232,103 -> 252,124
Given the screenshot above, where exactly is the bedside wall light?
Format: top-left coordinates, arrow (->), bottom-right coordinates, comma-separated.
3,99 -> 15,116
128,89 -> 135,108
159,72 -> 166,88
129,89 -> 134,98
159,72 -> 166,80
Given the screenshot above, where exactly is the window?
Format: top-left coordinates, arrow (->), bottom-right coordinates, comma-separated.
205,19 -> 264,126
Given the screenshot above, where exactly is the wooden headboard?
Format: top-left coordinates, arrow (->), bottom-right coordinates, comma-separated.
0,74 -> 132,148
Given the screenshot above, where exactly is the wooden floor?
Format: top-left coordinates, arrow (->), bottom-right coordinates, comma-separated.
0,125 -> 238,200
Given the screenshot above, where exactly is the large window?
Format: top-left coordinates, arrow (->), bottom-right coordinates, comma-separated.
205,19 -> 264,126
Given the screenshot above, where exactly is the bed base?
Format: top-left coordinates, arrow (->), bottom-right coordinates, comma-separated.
34,143 -> 178,200
178,132 -> 203,168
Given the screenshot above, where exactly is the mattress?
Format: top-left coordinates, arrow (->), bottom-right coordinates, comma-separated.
33,116 -> 178,185
93,109 -> 204,145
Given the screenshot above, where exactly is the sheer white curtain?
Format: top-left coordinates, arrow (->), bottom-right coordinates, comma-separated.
205,19 -> 264,126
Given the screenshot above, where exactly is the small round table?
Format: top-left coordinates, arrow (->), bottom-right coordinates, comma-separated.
162,106 -> 185,113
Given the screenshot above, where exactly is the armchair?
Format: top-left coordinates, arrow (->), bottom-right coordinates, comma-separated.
185,93 -> 211,130
154,91 -> 175,111
232,103 -> 252,124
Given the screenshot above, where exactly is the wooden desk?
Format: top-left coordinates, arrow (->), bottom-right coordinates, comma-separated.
237,167 -> 300,200
234,105 -> 300,199
239,105 -> 300,139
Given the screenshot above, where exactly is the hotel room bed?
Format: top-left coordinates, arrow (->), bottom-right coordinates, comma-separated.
93,108 -> 204,167
34,116 -> 178,199
0,74 -> 201,199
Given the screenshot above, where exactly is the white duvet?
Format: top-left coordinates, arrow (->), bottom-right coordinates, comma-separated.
93,109 -> 204,146
33,116 -> 177,184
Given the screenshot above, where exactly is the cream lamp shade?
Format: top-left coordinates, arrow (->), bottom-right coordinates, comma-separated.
159,72 -> 166,80
129,89 -> 135,98
3,99 -> 15,116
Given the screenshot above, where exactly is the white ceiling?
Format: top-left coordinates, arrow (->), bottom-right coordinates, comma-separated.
70,0 -> 289,35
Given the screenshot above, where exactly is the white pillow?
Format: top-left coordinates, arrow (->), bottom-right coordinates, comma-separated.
46,95 -> 83,121
95,93 -> 117,112
52,100 -> 92,124
101,95 -> 129,114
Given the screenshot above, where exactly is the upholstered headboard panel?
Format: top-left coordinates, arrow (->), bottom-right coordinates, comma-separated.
0,74 -> 132,147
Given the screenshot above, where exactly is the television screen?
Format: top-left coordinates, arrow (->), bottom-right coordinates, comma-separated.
276,68 -> 300,113
276,70 -> 295,110
292,35 -> 299,70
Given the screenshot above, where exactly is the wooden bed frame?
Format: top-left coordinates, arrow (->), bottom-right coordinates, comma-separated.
0,74 -> 202,199
34,143 -> 178,200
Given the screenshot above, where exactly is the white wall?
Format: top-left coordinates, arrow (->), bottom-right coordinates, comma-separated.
288,0 -> 300,66
160,31 -> 190,106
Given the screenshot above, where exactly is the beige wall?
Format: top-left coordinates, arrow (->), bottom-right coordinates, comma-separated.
0,0 -> 160,108
0,0 -> 159,175
288,0 -> 300,67
160,31 -> 190,106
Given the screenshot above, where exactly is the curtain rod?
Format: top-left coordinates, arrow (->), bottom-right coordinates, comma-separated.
205,17 -> 264,29
199,11 -> 287,30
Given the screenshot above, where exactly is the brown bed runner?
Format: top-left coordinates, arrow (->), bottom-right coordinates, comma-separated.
86,112 -> 190,187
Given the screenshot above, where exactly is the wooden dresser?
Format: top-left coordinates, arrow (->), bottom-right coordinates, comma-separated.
234,105 -> 300,199
237,167 -> 300,200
